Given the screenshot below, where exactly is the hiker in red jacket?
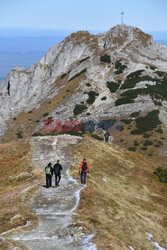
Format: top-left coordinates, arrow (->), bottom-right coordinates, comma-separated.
78,158 -> 90,185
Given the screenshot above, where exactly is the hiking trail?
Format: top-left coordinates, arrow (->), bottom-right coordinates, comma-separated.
8,135 -> 96,249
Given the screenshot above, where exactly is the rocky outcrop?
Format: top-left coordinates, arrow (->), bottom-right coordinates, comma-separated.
0,24 -> 167,140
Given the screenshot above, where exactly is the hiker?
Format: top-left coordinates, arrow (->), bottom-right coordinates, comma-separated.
78,158 -> 90,185
53,160 -> 62,187
104,131 -> 110,143
45,162 -> 53,188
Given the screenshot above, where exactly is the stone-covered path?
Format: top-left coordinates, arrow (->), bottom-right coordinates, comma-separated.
11,135 -> 96,250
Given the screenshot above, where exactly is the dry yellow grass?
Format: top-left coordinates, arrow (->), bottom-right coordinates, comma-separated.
0,140 -> 42,248
70,136 -> 167,249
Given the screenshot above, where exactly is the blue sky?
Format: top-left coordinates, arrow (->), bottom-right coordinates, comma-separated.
0,0 -> 167,31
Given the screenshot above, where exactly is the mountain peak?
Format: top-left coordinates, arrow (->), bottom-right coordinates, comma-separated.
1,24 -> 167,149
102,24 -> 153,48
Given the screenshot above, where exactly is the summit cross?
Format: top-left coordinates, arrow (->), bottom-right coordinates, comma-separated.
121,11 -> 124,25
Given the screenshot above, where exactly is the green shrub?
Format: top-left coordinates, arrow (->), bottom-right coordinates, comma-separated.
130,112 -> 140,117
143,133 -> 152,138
120,88 -> 148,99
80,56 -> 90,63
155,128 -> 163,133
107,81 -> 119,93
16,131 -> 23,138
115,97 -> 134,106
91,134 -> 104,141
154,167 -> 167,183
43,112 -> 49,117
36,120 -> 40,122
148,153 -> 152,156
121,119 -> 132,125
122,74 -> 158,89
13,117 -> 16,120
66,89 -> 70,92
134,140 -> 139,146
68,68 -> 87,82
73,104 -> 88,115
87,91 -> 97,104
101,96 -> 107,100
134,142 -> 139,146
153,100 -> 162,106
28,111 -> 32,113
86,112 -> 91,116
143,140 -> 153,146
128,147 -> 136,152
154,144 -> 160,147
147,83 -> 167,101
86,82 -> 91,87
155,71 -> 167,77
100,54 -> 111,63
150,66 -> 156,70
131,129 -> 142,135
120,79 -> 167,105
120,70 -> 145,89
141,147 -> 148,150
158,141 -> 163,145
126,70 -> 144,79
114,60 -> 127,75
32,132 -> 43,136
61,73 -> 67,79
135,110 -> 161,132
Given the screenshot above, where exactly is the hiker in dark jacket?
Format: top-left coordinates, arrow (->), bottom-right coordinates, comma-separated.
45,162 -> 53,188
53,160 -> 62,187
78,158 -> 90,185
104,131 -> 110,143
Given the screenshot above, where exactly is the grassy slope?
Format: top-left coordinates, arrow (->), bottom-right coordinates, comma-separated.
70,136 -> 167,249
0,140 -> 42,248
111,120 -> 167,166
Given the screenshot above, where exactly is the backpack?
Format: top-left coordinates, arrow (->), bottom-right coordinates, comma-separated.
46,166 -> 51,175
82,162 -> 87,171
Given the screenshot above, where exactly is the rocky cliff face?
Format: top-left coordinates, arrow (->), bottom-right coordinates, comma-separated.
1,24 -> 167,141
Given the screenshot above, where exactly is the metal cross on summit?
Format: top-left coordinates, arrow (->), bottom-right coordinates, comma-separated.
121,11 -> 124,25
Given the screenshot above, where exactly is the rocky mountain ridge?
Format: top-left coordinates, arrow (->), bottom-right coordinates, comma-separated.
0,24 -> 167,142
